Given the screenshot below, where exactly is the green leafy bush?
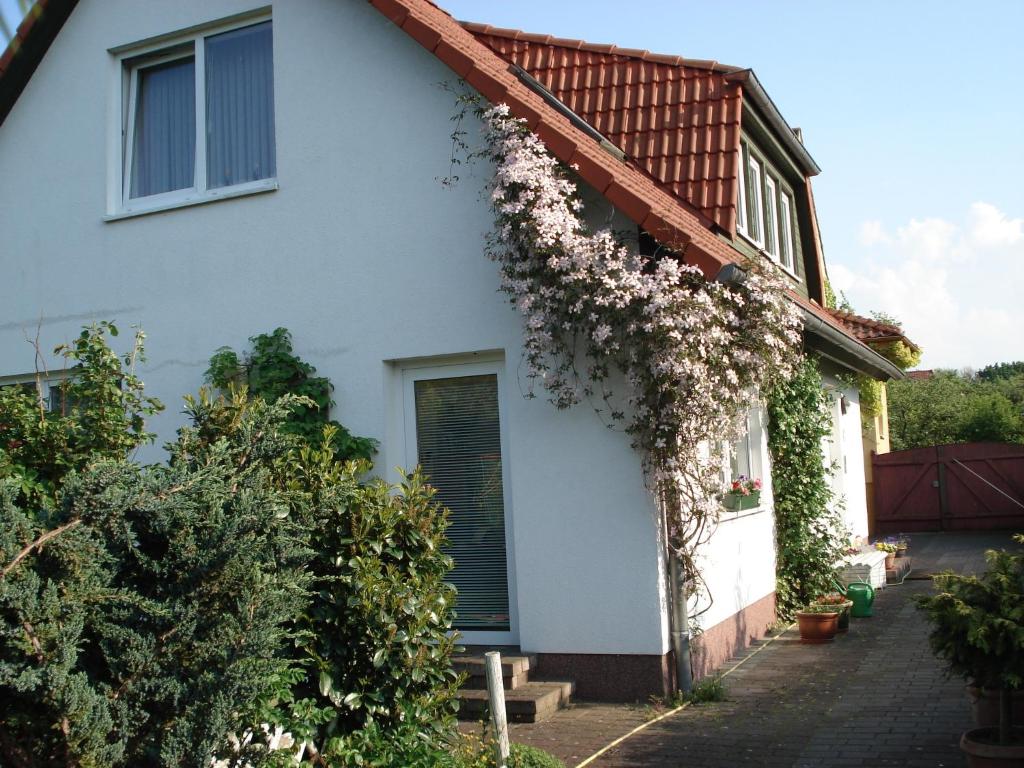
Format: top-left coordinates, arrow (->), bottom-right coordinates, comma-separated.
179,390 -> 461,759
0,393 -> 312,767
0,322 -> 163,510
206,328 -> 376,461
509,743 -> 566,768
767,358 -> 845,619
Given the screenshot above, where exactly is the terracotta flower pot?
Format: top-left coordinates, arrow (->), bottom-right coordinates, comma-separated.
884,553 -> 896,569
968,686 -> 1024,729
796,611 -> 839,644
960,726 -> 1024,767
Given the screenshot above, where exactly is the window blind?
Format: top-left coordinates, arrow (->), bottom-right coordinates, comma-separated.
414,374 -> 510,631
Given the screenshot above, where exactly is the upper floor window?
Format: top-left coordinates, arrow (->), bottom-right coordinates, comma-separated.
117,18 -> 275,215
736,140 -> 799,278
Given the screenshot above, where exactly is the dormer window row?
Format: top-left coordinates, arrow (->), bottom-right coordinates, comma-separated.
736,139 -> 797,276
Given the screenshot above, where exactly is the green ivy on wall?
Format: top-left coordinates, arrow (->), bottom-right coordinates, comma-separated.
206,328 -> 376,462
767,357 -> 846,619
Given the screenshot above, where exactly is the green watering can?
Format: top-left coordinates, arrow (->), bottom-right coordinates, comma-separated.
834,580 -> 875,618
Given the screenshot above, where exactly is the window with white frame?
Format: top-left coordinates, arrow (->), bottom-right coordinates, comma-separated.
737,140 -> 800,279
119,18 -> 275,211
764,175 -> 780,260
779,191 -> 795,273
745,153 -> 765,248
0,372 -> 72,414
736,144 -> 749,236
721,404 -> 766,507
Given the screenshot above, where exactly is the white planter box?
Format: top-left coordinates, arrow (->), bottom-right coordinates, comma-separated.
836,549 -> 889,590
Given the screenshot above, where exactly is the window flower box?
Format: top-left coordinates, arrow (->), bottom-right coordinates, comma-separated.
723,490 -> 761,511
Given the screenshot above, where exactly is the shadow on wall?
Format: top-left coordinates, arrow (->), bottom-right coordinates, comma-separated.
689,587 -> 776,679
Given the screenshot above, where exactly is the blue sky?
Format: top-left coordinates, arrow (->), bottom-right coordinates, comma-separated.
2,1 -> 1021,368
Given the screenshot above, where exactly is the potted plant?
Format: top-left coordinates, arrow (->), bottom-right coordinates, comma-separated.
895,535 -> 910,558
812,593 -> 854,632
915,536 -> 1024,766
874,540 -> 897,569
722,476 -> 762,512
795,604 -> 840,644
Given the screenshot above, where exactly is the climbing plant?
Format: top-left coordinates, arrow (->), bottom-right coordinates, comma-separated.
766,358 -> 845,618
471,102 -> 803,592
206,328 -> 376,462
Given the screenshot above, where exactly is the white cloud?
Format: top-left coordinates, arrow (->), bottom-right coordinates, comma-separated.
967,202 -> 1023,247
830,202 -> 1024,370
858,220 -> 890,247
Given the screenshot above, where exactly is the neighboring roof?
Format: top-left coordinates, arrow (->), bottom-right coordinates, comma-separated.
790,295 -> 904,381
465,23 -> 744,233
907,370 -> 934,380
827,309 -> 921,353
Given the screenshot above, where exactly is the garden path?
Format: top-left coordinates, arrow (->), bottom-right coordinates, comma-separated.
502,531 -> 1020,767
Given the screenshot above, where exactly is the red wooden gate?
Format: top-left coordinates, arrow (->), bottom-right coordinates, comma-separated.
872,443 -> 1024,533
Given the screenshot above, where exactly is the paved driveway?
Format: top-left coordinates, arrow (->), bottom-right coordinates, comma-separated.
506,531 -> 1021,767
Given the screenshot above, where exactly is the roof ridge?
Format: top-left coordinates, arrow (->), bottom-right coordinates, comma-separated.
459,21 -> 744,74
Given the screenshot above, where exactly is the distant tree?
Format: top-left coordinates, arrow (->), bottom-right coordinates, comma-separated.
888,368 -> 1024,449
977,361 -> 1024,382
961,393 -> 1023,444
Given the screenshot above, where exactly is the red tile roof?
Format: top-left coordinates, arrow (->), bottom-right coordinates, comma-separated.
464,24 -> 744,235
827,309 -> 920,352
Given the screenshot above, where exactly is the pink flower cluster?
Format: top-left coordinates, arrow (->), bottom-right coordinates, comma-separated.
480,105 -> 803,563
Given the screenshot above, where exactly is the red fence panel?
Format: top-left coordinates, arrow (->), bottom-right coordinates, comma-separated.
872,443 -> 1024,534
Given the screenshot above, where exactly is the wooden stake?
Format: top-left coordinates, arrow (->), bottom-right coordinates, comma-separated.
485,651 -> 510,768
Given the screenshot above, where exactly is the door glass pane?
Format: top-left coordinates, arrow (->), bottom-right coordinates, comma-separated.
205,21 -> 276,189
414,374 -> 510,632
130,56 -> 196,198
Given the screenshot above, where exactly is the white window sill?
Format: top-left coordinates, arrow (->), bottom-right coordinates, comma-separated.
104,178 -> 278,222
719,504 -> 770,523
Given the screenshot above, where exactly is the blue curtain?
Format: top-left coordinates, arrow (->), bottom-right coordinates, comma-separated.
130,57 -> 196,199
205,21 -> 276,189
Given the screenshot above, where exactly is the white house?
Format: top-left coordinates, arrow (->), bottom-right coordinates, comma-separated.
0,0 -> 902,706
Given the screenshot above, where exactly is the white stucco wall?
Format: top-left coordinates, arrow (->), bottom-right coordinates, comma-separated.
0,0 -> 672,654
821,369 -> 870,540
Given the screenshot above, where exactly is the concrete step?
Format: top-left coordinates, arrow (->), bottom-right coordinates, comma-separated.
453,653 -> 536,691
456,680 -> 574,723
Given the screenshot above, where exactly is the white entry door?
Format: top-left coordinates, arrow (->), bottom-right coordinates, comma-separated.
403,361 -> 518,645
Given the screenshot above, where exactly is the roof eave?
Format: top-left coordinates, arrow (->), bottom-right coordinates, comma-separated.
726,69 -> 821,177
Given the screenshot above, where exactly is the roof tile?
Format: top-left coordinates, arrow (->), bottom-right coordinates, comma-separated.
467,26 -> 742,233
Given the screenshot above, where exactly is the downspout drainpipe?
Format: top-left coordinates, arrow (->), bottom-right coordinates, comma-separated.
669,553 -> 693,694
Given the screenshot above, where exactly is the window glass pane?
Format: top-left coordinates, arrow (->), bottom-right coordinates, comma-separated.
765,177 -> 779,258
205,21 -> 276,189
414,374 -> 510,632
736,144 -> 747,233
780,193 -> 795,271
747,157 -> 763,244
130,57 -> 196,198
